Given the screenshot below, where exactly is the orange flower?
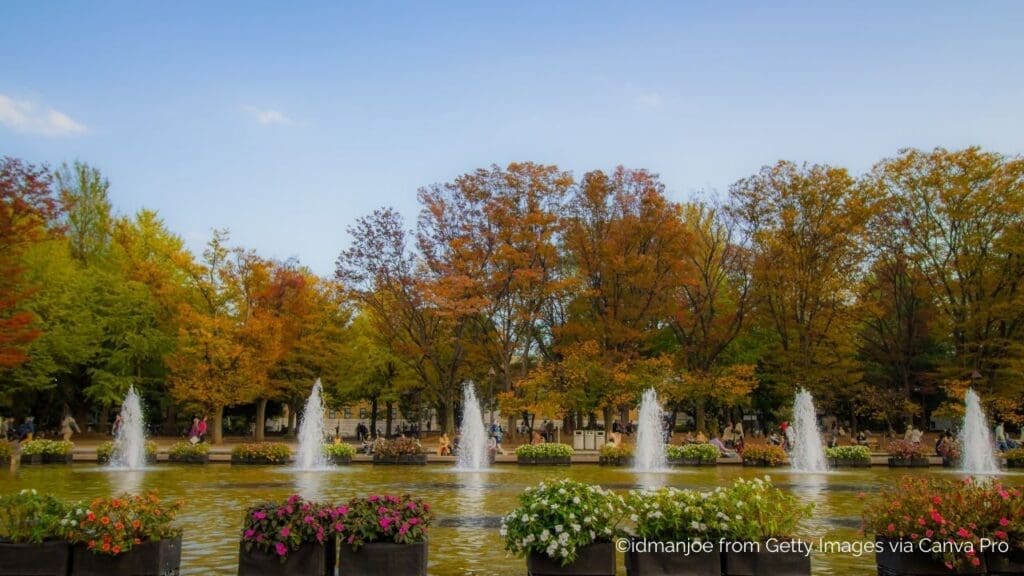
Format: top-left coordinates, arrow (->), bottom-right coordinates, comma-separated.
112,545 -> 120,554
100,516 -> 110,525
132,519 -> 141,529
86,512 -> 96,521
114,522 -> 124,530
112,498 -> 121,509
101,542 -> 110,552
87,540 -> 96,549
134,538 -> 141,544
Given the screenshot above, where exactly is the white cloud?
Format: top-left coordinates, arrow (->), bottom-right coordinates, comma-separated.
0,94 -> 87,136
243,105 -> 293,126
634,92 -> 663,109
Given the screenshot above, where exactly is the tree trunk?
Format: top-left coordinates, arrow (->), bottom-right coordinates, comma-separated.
369,396 -> 379,438
695,398 -> 707,434
385,401 -> 394,437
98,404 -> 110,435
443,401 -> 455,435
162,401 -> 177,436
619,405 -> 629,431
255,398 -> 267,442
212,406 -> 224,445
286,405 -> 297,439
602,406 -> 613,434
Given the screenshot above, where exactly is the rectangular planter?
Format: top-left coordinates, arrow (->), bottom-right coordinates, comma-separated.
527,542 -> 615,575
625,545 -> 719,576
168,454 -> 209,464
598,456 -> 633,467
741,459 -> 782,467
667,458 -> 716,467
71,535 -> 181,576
97,454 -> 158,465
0,540 -> 71,576
1007,460 -> 1024,468
231,455 -> 290,465
829,458 -> 871,468
874,537 -> 985,575
722,549 -> 811,575
986,549 -> 1024,575
339,540 -> 427,576
20,453 -> 73,465
238,539 -> 334,576
327,454 -> 352,465
517,456 -> 572,466
887,457 -> 931,467
372,454 -> 427,465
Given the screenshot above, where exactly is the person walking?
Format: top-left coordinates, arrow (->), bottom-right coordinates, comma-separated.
189,417 -> 201,444
60,414 -> 80,442
112,414 -> 123,437
198,416 -> 208,443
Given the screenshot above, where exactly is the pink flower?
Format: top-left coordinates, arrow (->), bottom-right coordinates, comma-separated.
275,542 -> 287,556
253,511 -> 267,520
304,515 -> 314,524
957,527 -> 971,538
409,518 -> 419,525
316,529 -> 325,543
399,522 -> 409,535
925,530 -> 934,538
887,523 -> 895,533
995,531 -> 1008,540
244,529 -> 255,538
918,518 -> 926,526
337,505 -> 349,516
335,522 -> 345,532
1000,518 -> 1010,527
971,558 -> 981,567
931,496 -> 942,505
280,527 -> 291,538
256,535 -> 265,543
380,517 -> 392,530
369,495 -> 379,502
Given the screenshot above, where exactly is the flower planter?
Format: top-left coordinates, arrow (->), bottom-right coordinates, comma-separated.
97,454 -> 158,465
0,540 -> 71,576
598,455 -> 633,466
237,539 -> 335,576
721,548 -> 811,575
20,453 -> 73,465
168,453 -> 209,464
625,542 -> 720,575
887,457 -> 930,467
829,458 -> 870,468
1006,460 -> 1024,468
231,455 -> 290,465
667,458 -> 716,466
874,537 -> 985,575
71,536 -> 181,576
741,459 -> 783,467
372,453 -> 427,465
526,542 -> 615,575
327,454 -> 352,465
338,540 -> 427,576
516,455 -> 571,466
987,549 -> 1024,575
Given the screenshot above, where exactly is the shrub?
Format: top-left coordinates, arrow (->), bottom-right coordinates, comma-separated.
625,486 -> 732,542
887,440 -> 924,460
824,445 -> 871,462
20,439 -> 73,456
720,476 -> 813,542
1004,447 -> 1024,465
863,476 -> 1023,570
502,479 -> 624,566
0,489 -> 69,543
666,443 -> 720,463
741,444 -> 787,466
335,494 -> 431,551
63,492 -> 182,556
515,443 -> 574,459
232,442 -> 291,462
323,443 -> 357,458
241,495 -> 336,561
373,437 -> 424,457
168,441 -> 210,458
598,443 -> 633,459
97,440 -> 158,460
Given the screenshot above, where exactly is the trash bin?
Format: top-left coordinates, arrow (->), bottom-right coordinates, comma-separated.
573,430 -> 585,450
595,431 -> 606,447
583,430 -> 596,450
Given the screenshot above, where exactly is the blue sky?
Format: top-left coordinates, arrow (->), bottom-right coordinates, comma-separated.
3,1 -> 1022,275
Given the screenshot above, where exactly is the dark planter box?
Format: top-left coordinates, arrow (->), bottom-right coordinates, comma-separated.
372,453 -> 427,465
517,455 -> 572,466
527,542 -> 615,575
97,454 -> 158,465
327,454 -> 352,465
668,458 -> 716,467
231,455 -> 290,465
168,453 -> 209,464
887,457 -> 931,467
625,543 -> 719,575
339,540 -> 427,576
238,539 -> 335,576
20,453 -> 73,465
722,548 -> 811,575
741,459 -> 783,467
71,535 -> 181,576
987,549 -> 1024,575
829,458 -> 871,468
0,540 -> 71,576
874,537 -> 985,575
598,455 -> 633,466
1007,460 -> 1024,468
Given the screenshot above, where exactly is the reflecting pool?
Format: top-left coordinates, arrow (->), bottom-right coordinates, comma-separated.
1,464 -> 1018,575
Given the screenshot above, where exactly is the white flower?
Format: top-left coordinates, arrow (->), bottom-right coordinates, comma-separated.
572,496 -> 580,504
555,524 -> 563,533
540,529 -> 550,542
521,513 -> 530,522
630,514 -> 639,522
500,526 -> 508,536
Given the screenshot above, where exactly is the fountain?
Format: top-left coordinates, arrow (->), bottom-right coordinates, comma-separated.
959,388 -> 1001,474
109,386 -> 148,470
634,388 -> 667,471
790,388 -> 829,472
295,379 -> 329,470
455,382 -> 490,470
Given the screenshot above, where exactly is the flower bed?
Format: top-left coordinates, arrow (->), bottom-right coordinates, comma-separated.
887,440 -> 930,467
0,489 -> 72,576
323,443 -> 356,464
239,494 -> 337,575
231,442 -> 291,465
719,476 -> 813,575
372,437 -> 426,464
666,443 -> 719,465
598,443 -> 633,466
19,439 -> 73,464
1005,448 -> 1024,468
825,445 -> 871,467
96,440 -> 158,465
740,444 -> 787,467
515,443 -> 574,465
863,476 -> 1023,574
168,441 -> 210,463
336,494 -> 431,576
624,486 -> 730,574
502,479 -> 622,575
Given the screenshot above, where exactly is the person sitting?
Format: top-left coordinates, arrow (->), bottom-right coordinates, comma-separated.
722,425 -> 735,448
768,432 -> 782,446
437,433 -> 452,456
695,430 -> 707,444
909,426 -> 923,446
531,429 -> 546,444
838,426 -> 847,437
856,430 -> 870,446
709,434 -> 737,457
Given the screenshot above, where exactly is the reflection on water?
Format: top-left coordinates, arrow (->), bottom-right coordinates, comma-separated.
0,462 -> 986,575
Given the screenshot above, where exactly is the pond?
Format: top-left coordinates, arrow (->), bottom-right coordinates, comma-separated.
1,463 -> 1016,575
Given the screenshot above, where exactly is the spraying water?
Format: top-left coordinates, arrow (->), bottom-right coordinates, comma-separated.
790,388 -> 829,472
456,382 -> 490,470
634,388 -> 667,471
109,386 -> 148,470
295,380 -> 328,470
959,388 -> 1001,473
